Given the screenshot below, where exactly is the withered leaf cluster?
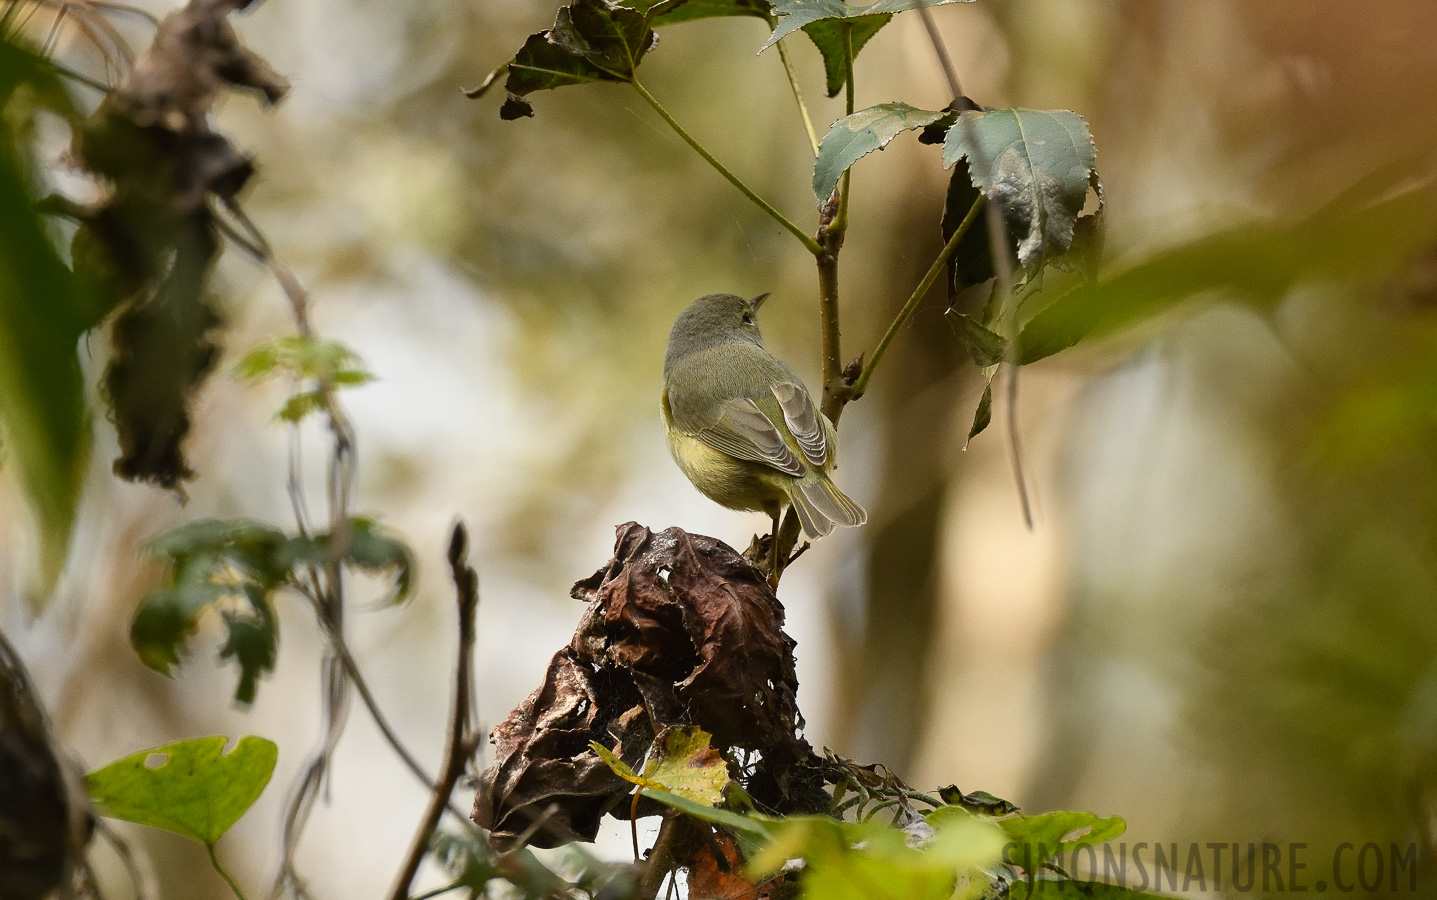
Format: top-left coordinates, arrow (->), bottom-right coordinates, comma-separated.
474,524 -> 826,849
71,0 -> 287,489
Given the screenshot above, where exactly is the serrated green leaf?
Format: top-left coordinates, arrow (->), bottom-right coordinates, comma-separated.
943,109 -> 1096,269
85,735 -> 277,845
0,40 -> 89,586
762,0 -> 971,51
1016,185 -> 1437,364
945,310 -> 1006,367
478,0 -> 658,116
1001,810 -> 1125,870
812,102 -> 945,206
802,15 -> 889,97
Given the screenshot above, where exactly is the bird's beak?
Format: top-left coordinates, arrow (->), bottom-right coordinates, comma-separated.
748,292 -> 771,311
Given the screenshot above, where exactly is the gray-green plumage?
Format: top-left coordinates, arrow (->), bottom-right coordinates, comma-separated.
662,293 -> 866,540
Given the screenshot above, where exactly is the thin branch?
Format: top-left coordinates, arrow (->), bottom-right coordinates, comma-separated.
851,193 -> 984,400
386,523 -> 482,900
92,819 -> 155,900
915,5 -> 962,100
630,77 -> 823,257
775,39 -> 819,157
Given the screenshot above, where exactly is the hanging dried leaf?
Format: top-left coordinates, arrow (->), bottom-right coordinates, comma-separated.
72,0 -> 288,489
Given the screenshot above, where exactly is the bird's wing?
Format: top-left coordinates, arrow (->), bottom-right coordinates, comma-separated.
771,382 -> 827,467
696,398 -> 806,477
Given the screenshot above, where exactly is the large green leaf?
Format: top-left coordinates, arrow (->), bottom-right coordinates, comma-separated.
812,102 -> 945,206
762,0 -> 971,51
0,39 -> 88,584
943,109 -> 1096,269
85,736 -> 277,846
1016,186 -> 1437,364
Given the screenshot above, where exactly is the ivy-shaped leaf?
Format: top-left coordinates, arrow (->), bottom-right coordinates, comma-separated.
812,102 -> 945,206
592,726 -> 731,807
1000,810 -> 1126,872
942,109 -> 1096,269
85,735 -> 277,846
761,0 -> 972,51
469,0 -> 659,118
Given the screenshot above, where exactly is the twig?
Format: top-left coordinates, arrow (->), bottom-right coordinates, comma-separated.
630,77 -> 823,257
915,5 -> 962,100
93,820 -> 155,900
851,193 -> 984,400
637,813 -> 687,900
775,39 -> 819,156
912,0 -> 1032,525
386,523 -> 482,900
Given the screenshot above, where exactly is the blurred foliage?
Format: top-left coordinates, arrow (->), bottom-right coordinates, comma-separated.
0,35 -> 89,583
132,516 -> 412,703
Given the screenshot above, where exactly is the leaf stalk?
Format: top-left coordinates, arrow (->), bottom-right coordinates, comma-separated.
630,77 -> 823,256
851,192 -> 985,399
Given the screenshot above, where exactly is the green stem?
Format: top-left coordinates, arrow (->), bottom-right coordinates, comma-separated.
630,78 -> 823,257
851,193 -> 985,399
206,842 -> 249,900
410,880 -> 466,900
776,39 -> 820,156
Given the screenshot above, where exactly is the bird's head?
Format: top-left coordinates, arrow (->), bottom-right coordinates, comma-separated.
665,293 -> 770,366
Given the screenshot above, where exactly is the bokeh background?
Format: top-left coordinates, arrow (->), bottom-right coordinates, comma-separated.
3,0 -> 1437,896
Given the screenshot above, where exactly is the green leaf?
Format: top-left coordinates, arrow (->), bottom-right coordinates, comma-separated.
134,519 -> 291,703
1000,810 -> 1125,870
762,0 -> 971,51
644,727 -> 731,805
429,830 -> 500,893
812,102 -> 945,206
1016,185 -> 1437,364
280,517 -> 415,605
749,809 -> 1006,900
234,335 -> 372,385
476,0 -> 658,116
85,735 -> 277,845
277,390 -> 325,423
0,41 -> 89,585
945,310 -> 1006,367
802,15 -> 889,97
641,787 -> 775,842
1008,877 -> 1171,899
937,784 -> 1018,816
942,158 -> 1004,290
943,109 -> 1097,269
966,375 -> 993,445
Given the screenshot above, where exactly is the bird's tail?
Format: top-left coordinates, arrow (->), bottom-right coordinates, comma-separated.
786,474 -> 867,540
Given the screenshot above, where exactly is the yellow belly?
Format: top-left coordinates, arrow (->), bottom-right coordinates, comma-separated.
662,392 -> 787,515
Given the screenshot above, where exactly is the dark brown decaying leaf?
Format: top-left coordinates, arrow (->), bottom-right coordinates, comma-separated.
474,523 -> 825,849
688,832 -> 788,899
72,0 -> 288,488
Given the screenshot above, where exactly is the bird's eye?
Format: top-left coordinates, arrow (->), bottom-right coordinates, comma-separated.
742,313 -> 754,325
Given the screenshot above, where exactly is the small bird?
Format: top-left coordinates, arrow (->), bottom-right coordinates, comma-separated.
662,293 -> 866,571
